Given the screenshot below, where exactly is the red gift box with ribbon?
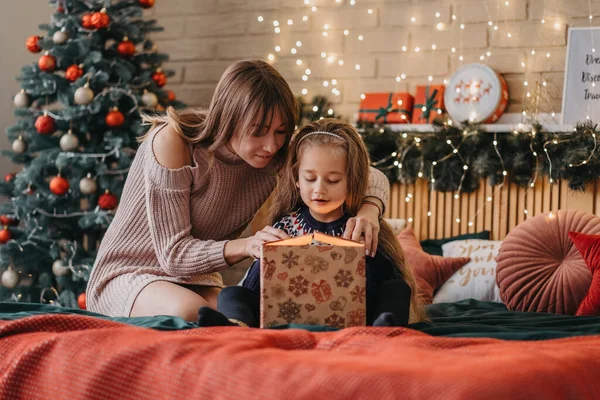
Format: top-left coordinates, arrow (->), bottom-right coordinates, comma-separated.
412,85 -> 446,124
357,92 -> 413,124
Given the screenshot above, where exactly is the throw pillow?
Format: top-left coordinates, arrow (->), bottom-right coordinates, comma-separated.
433,239 -> 503,304
420,231 -> 491,256
569,231 -> 600,316
396,227 -> 471,304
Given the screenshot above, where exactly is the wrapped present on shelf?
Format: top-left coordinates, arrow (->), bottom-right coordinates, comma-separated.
260,232 -> 366,329
412,85 -> 446,124
358,92 -> 413,124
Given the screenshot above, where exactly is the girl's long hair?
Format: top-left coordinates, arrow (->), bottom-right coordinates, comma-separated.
268,118 -> 427,323
139,59 -> 300,168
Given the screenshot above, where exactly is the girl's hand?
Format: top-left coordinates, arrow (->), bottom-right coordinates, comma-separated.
343,204 -> 381,257
244,226 -> 290,259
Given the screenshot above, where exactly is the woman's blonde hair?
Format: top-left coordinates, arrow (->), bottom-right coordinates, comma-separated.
268,118 -> 427,323
140,60 -> 300,168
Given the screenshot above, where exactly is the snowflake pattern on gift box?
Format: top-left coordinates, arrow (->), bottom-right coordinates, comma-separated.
278,298 -> 302,323
305,255 -> 329,273
271,284 -> 286,300
347,309 -> 366,327
305,316 -> 320,326
288,275 -> 309,297
282,251 -> 300,269
324,313 -> 346,329
334,269 -> 354,288
350,285 -> 366,304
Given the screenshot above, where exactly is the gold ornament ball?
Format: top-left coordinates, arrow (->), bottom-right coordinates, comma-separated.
52,30 -> 69,44
52,259 -> 70,277
13,90 -> 31,108
12,137 -> 27,154
74,85 -> 94,105
79,174 -> 97,195
60,131 -> 80,152
1,269 -> 19,289
142,91 -> 158,107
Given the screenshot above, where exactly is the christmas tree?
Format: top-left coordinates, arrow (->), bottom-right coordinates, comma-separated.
0,0 -> 184,308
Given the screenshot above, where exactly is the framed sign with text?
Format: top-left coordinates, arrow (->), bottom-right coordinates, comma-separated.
562,27 -> 600,124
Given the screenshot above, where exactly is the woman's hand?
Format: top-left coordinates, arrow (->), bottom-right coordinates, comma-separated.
244,226 -> 290,259
343,202 -> 381,257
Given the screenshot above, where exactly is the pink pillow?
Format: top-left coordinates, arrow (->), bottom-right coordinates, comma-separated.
496,210 -> 600,314
569,231 -> 600,316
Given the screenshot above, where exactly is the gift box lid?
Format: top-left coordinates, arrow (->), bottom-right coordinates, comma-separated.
263,232 -> 364,248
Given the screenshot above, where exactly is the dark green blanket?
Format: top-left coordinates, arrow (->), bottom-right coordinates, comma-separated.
2,299 -> 600,340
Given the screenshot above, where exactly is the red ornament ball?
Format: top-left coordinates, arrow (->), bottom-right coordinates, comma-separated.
50,175 -> 70,196
106,108 -> 125,128
167,90 -> 176,102
99,191 -> 118,210
82,14 -> 94,29
0,228 -> 12,244
35,114 -> 56,135
78,293 -> 86,309
118,39 -> 136,57
26,35 -> 42,53
4,173 -> 16,183
152,71 -> 167,87
0,216 -> 18,226
139,0 -> 155,8
38,54 -> 56,72
65,64 -> 84,82
91,11 -> 110,29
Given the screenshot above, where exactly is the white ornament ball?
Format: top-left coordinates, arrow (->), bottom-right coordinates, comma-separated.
74,86 -> 94,105
52,30 -> 69,44
79,175 -> 97,195
52,259 -> 70,277
1,269 -> 19,289
60,131 -> 80,152
12,137 -> 27,154
13,91 -> 31,108
142,91 -> 158,107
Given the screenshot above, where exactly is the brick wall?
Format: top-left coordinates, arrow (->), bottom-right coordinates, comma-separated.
147,0 -> 600,120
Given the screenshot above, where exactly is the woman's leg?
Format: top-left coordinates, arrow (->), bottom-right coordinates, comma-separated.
130,281 -> 216,322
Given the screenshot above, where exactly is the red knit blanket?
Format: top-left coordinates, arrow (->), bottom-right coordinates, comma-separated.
0,315 -> 598,399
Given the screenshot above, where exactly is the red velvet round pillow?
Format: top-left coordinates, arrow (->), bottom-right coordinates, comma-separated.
496,210 -> 600,314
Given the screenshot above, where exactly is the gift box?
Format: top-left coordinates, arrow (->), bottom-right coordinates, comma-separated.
358,92 -> 413,124
260,232 -> 366,329
412,85 -> 446,124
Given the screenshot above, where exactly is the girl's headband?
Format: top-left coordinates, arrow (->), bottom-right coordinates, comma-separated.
296,131 -> 344,147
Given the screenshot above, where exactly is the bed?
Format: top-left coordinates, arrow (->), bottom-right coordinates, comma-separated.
1,300 -> 600,399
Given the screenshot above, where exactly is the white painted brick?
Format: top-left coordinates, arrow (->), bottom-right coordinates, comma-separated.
155,0 -> 217,16
218,0 -> 279,12
381,2 -> 450,26
155,39 -> 216,61
186,13 -> 248,38
149,18 -> 184,40
288,82 -> 343,103
379,53 -> 449,78
217,36 -> 277,59
305,56 -> 377,79
248,10 -> 311,34
185,61 -> 232,83
345,29 -> 410,54
282,0 -> 344,7
271,58 -> 311,82
450,49 -> 528,74
411,24 -> 488,51
541,72 -> 565,99
163,63 -> 185,84
312,7 -> 379,31
530,48 -> 566,72
455,0 -> 526,23
343,79 -> 410,104
569,17 -> 600,28
503,73 -> 543,102
167,84 -> 217,107
490,22 -> 567,48
530,0 -> 600,20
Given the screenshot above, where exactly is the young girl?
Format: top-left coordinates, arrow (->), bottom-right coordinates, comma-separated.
86,60 -> 390,321
198,119 -> 427,327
